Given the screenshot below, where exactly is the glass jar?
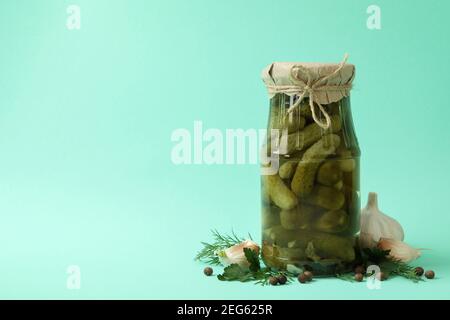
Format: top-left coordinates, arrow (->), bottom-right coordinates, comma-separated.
260,90 -> 360,276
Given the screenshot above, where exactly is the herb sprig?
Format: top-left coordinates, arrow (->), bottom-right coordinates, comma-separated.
335,247 -> 423,283
380,260 -> 424,282
335,273 -> 356,282
197,231 -> 426,285
195,230 -> 250,265
217,249 -> 295,285
196,230 -> 296,285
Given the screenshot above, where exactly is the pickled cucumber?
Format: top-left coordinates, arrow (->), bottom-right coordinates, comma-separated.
268,104 -> 306,134
261,95 -> 360,275
299,100 -> 313,118
262,174 -> 298,210
261,243 -> 286,270
314,210 -> 349,233
277,247 -> 308,262
303,185 -> 345,210
278,160 -> 298,180
279,204 -> 315,230
282,115 -> 342,155
333,180 -> 344,191
317,161 -> 342,186
291,134 -> 341,196
267,227 -> 355,262
339,159 -> 356,172
337,150 -> 356,172
261,243 -> 281,269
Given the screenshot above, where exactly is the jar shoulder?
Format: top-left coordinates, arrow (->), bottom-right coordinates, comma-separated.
266,94 -> 360,158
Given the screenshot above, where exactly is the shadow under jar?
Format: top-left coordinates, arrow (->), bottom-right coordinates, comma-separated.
260,61 -> 360,276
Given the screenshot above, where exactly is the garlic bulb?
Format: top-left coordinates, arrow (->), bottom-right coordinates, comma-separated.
378,238 -> 421,262
359,192 -> 404,248
217,240 -> 260,267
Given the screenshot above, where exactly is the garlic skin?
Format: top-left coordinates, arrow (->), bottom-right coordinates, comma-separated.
378,238 -> 421,262
217,240 -> 260,267
358,232 -> 378,249
359,192 -> 404,248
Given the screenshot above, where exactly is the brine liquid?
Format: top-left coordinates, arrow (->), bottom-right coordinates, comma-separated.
261,95 -> 360,275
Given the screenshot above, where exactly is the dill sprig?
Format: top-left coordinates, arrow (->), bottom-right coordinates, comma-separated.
196,230 -> 298,285
388,261 -> 424,283
254,270 -> 296,286
335,248 -> 424,283
335,273 -> 356,282
195,230 -> 249,265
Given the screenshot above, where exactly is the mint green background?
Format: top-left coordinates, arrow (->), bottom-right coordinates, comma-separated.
0,0 -> 449,299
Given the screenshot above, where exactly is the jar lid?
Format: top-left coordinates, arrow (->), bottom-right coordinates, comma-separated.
261,58 -> 355,105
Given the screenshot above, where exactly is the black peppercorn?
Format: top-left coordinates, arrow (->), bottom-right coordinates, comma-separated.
425,270 -> 435,279
378,272 -> 387,281
414,267 -> 424,276
354,273 -> 364,282
298,273 -> 307,284
269,276 -> 279,286
203,267 -> 213,276
277,275 -> 287,285
303,271 -> 313,281
354,265 -> 365,275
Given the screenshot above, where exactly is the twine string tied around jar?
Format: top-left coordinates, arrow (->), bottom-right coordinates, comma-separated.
267,54 -> 352,130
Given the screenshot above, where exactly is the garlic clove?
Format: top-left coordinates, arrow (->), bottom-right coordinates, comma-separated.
217,240 -> 260,267
378,238 -> 421,263
360,192 -> 404,246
